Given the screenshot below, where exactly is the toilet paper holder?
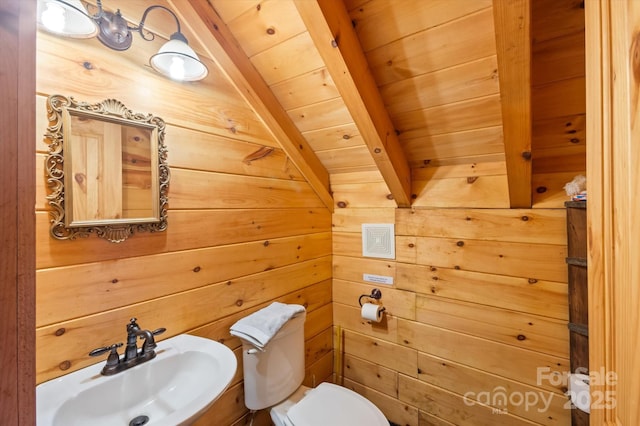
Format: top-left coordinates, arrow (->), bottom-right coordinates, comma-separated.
358,288 -> 385,310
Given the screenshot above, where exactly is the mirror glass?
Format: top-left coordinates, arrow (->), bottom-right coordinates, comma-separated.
45,95 -> 169,243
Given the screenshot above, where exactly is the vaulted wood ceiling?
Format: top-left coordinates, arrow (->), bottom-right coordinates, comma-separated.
144,0 -> 585,210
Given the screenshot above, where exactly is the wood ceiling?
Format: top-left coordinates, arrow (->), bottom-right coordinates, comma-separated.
163,0 -> 585,210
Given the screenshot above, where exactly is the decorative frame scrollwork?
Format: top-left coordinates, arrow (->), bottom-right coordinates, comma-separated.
44,95 -> 170,243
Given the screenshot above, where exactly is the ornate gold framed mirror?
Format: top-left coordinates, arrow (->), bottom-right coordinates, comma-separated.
45,95 -> 169,243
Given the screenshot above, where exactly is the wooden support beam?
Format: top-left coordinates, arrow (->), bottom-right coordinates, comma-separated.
1,0 -> 36,423
293,0 -> 412,207
171,0 -> 334,212
493,0 -> 533,208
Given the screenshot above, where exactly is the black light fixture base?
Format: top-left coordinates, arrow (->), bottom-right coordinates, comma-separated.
96,10 -> 133,51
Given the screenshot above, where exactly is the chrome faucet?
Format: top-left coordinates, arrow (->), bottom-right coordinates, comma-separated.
89,318 -> 166,376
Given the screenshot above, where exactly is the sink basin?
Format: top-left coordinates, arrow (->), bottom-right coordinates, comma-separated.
36,334 -> 237,426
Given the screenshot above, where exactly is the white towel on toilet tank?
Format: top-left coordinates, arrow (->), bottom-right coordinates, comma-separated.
230,302 -> 305,350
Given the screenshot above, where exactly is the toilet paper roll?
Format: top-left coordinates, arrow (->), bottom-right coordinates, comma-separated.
569,373 -> 590,414
361,303 -> 384,323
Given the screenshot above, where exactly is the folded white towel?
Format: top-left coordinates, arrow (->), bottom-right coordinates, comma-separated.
230,302 -> 306,350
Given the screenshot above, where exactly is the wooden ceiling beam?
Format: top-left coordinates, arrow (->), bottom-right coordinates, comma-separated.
493,0 -> 533,208
171,0 -> 334,212
293,0 -> 412,207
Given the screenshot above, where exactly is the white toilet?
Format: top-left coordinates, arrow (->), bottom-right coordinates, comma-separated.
238,310 -> 388,426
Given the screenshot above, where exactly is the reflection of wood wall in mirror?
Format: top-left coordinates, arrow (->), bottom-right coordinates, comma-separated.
122,125 -> 154,218
69,116 -> 123,222
68,116 -> 156,222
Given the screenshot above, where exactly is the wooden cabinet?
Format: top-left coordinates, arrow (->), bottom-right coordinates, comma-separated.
565,201 -> 588,425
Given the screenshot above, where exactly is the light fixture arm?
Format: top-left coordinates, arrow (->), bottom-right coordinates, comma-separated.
86,0 -> 105,20
134,5 -> 183,42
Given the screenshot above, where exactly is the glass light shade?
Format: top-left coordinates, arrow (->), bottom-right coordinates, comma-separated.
150,37 -> 208,82
37,0 -> 98,38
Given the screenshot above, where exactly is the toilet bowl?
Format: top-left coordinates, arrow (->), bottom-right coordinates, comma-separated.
233,306 -> 387,426
269,382 -> 387,426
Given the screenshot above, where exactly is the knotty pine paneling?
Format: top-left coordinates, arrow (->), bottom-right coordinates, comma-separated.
411,174 -> 510,208
208,0 -> 259,23
397,318 -> 568,392
415,297 -> 569,358
271,68 -> 340,111
382,55 -> 499,116
221,0 -> 306,58
35,18 -> 332,426
35,209 -> 330,269
532,114 -> 585,152
287,97 -> 354,133
401,126 -> 505,167
332,207 -> 395,232
405,236 -> 566,282
398,374 -> 541,426
332,181 -> 397,209
412,160 -> 507,180
250,31 -> 325,86
532,31 -> 585,87
332,202 -> 569,425
302,122 -> 363,152
333,255 -> 396,283
343,353 -> 398,397
37,234 -> 331,327
365,7 -> 497,86
532,171 -> 581,208
315,145 -> 378,173
396,207 -> 566,244
394,94 -> 503,141
169,169 -> 325,209
531,77 -> 586,122
348,0 -> 492,53
342,329 -> 416,377
396,263 -> 568,321
344,378 -> 420,426
417,352 -> 569,425
531,0 -> 586,196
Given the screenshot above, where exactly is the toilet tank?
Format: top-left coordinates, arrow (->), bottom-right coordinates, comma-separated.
241,311 -> 306,410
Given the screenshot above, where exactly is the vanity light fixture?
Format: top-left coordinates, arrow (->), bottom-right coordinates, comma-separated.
36,0 -> 208,82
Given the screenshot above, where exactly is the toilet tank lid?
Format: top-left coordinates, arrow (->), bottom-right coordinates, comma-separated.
286,383 -> 387,426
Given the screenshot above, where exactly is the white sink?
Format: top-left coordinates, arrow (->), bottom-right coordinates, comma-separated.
36,334 -> 237,426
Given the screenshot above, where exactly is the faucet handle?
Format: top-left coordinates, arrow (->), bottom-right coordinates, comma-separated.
89,343 -> 123,375
89,343 -> 123,369
89,342 -> 123,357
138,327 -> 166,341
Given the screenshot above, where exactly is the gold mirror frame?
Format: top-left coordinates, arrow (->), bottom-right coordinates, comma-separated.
45,95 -> 169,243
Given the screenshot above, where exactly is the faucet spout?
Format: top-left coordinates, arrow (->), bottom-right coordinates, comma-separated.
138,329 -> 154,356
91,318 -> 166,375
142,327 -> 167,355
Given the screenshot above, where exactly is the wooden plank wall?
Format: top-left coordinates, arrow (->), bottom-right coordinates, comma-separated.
531,0 -> 586,208
332,172 -> 571,426
34,28 -> 332,425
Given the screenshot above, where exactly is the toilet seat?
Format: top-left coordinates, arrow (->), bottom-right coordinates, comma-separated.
274,383 -> 387,426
